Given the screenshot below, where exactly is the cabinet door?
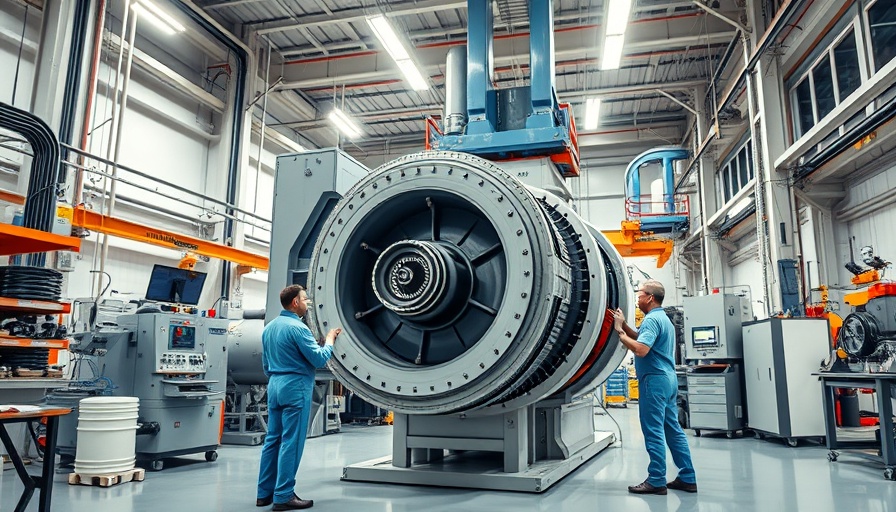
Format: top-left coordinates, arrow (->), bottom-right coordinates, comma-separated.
780,320 -> 828,437
742,323 -> 779,433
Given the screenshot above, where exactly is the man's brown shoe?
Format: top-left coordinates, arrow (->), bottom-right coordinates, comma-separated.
667,477 -> 698,493
272,496 -> 313,511
256,496 -> 273,507
628,481 -> 667,495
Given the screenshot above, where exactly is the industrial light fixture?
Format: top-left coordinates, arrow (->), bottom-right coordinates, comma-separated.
328,108 -> 363,139
132,0 -> 185,35
366,14 -> 429,91
601,34 -> 625,70
605,0 -> 631,36
600,0 -> 632,70
583,98 -> 601,130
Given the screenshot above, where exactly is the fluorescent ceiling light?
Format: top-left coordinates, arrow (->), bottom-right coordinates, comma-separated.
133,0 -> 185,34
583,98 -> 601,130
328,108 -> 363,139
605,0 -> 632,36
601,34 -> 625,70
366,15 -> 429,91
400,63 -> 430,92
366,15 -> 410,62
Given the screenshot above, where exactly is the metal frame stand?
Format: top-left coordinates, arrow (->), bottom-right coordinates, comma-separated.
342,399 -> 615,492
818,372 -> 896,480
222,384 -> 267,446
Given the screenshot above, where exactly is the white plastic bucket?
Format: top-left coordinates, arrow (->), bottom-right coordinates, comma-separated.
74,396 -> 140,476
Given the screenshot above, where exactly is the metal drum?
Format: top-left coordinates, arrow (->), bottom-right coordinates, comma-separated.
226,319 -> 267,385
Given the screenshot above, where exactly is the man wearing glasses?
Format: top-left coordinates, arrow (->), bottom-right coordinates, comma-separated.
612,279 -> 697,495
256,285 -> 342,510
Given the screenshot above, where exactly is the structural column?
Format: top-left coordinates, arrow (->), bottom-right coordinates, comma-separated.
746,3 -> 797,315
694,85 -> 725,292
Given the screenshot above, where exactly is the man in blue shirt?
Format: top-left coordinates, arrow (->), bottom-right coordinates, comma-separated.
612,279 -> 697,495
256,285 -> 342,510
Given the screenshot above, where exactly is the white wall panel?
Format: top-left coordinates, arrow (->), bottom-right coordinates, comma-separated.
238,275 -> 269,311
836,163 -> 896,286
727,249 -> 763,319
84,64 -> 213,219
0,2 -> 39,109
241,132 -> 278,241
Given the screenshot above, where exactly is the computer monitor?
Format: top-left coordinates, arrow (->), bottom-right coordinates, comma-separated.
145,264 -> 207,305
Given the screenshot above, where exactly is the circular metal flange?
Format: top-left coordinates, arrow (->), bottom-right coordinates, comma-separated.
309,152 -> 567,414
475,190 -> 610,413
561,222 -> 635,396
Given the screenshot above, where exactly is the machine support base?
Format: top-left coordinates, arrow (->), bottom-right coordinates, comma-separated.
221,432 -> 265,445
342,431 -> 614,493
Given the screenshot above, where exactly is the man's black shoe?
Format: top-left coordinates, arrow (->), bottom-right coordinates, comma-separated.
272,496 -> 313,511
256,496 -> 273,507
628,481 -> 668,495
667,476 -> 698,493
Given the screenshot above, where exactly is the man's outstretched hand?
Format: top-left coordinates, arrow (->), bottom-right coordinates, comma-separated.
325,327 -> 342,346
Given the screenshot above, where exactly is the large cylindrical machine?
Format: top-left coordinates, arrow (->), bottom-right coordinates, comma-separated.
308,151 -> 632,417
226,319 -> 267,385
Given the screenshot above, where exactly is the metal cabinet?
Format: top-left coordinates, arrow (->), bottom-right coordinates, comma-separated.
686,365 -> 745,435
742,318 -> 830,444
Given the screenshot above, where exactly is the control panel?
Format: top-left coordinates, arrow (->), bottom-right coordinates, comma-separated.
158,351 -> 207,373
683,294 -> 752,360
155,319 -> 207,373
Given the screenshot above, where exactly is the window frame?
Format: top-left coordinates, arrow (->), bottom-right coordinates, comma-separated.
864,0 -> 896,73
716,138 -> 755,211
788,19 -> 868,141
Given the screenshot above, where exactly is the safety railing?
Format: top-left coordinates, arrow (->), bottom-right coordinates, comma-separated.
625,194 -> 690,219
424,117 -> 443,151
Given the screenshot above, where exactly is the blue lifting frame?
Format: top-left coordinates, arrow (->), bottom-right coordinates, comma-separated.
430,0 -> 581,177
624,147 -> 691,235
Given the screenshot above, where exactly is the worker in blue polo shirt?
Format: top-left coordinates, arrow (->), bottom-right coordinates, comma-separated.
612,279 -> 697,495
256,285 -> 342,510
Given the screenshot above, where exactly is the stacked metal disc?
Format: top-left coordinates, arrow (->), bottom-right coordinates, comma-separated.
0,266 -> 64,301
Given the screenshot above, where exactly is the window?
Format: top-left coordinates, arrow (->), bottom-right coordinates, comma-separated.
868,0 -> 896,72
834,35 -> 861,101
788,27 -> 861,139
795,78 -> 814,135
717,141 -> 754,208
722,165 -> 732,203
746,141 -> 754,181
813,58 -> 836,120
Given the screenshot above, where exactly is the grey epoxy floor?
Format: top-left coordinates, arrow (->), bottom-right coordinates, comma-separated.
2,405 -> 894,512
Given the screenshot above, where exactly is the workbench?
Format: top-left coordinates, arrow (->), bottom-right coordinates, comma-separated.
815,372 -> 896,480
0,406 -> 71,511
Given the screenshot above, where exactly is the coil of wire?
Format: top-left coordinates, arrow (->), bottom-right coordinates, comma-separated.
0,266 -> 63,301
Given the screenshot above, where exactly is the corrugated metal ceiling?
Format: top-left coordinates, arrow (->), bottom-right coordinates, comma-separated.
198,0 -> 741,154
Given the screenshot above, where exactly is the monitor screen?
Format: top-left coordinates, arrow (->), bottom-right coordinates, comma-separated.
691,326 -> 718,346
145,265 -> 207,305
169,325 -> 196,350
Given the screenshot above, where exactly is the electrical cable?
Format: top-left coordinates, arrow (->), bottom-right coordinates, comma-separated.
27,421 -> 44,459
594,394 -> 624,447
210,295 -> 227,311
0,266 -> 63,301
89,270 -> 112,298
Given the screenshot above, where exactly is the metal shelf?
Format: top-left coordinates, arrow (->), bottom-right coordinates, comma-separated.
0,337 -> 69,349
0,378 -> 67,389
0,222 -> 81,256
0,297 -> 71,314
